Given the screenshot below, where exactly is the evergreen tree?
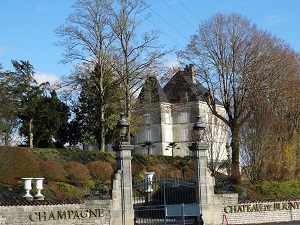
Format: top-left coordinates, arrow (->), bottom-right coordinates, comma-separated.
19,90 -> 69,148
70,64 -> 123,150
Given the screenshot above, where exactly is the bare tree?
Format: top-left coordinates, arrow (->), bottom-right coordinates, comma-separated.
55,0 -> 116,151
241,105 -> 284,183
204,114 -> 228,176
108,0 -> 171,140
55,0 -> 170,148
241,48 -> 300,183
178,13 -> 298,184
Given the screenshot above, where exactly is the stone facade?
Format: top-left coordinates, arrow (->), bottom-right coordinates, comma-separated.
221,198 -> 300,224
0,200 -> 111,225
135,64 -> 228,162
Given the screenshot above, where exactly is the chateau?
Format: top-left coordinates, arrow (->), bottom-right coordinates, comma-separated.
134,64 -> 228,160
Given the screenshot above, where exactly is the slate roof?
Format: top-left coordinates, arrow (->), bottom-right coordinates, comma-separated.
137,76 -> 169,104
163,65 -> 208,104
137,64 -> 221,105
163,74 -> 207,103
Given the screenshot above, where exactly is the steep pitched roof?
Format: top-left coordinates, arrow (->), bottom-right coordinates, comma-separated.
137,76 -> 169,104
163,64 -> 208,103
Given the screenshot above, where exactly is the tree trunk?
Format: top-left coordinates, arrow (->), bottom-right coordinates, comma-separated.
4,132 -> 9,146
210,142 -> 215,176
97,63 -> 106,152
230,123 -> 241,184
29,118 -> 33,149
98,104 -> 105,152
125,81 -> 131,143
98,126 -> 105,152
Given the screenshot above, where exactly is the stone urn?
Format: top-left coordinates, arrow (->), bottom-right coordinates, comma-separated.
21,178 -> 33,200
34,178 -> 45,200
144,172 -> 155,192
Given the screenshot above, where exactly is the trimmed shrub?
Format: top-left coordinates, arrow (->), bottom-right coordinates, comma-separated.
64,161 -> 90,183
132,163 -> 146,183
166,169 -> 182,178
46,181 -> 85,200
145,165 -> 163,177
87,161 -> 113,182
39,160 -> 67,181
0,147 -> 42,181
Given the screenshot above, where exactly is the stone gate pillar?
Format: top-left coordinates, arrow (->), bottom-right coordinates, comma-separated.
189,141 -> 222,225
110,113 -> 134,225
111,142 -> 134,225
189,142 -> 210,205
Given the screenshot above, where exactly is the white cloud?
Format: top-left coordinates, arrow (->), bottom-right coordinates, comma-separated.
34,72 -> 61,87
164,59 -> 180,68
0,47 -> 7,55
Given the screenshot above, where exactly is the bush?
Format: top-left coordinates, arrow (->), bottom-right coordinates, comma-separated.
294,167 -> 300,180
64,161 -> 90,183
87,161 -> 113,182
132,164 -> 146,183
166,169 -> 182,178
260,180 -> 300,199
0,147 -> 42,181
39,160 -> 67,181
145,165 -> 163,178
46,181 -> 85,200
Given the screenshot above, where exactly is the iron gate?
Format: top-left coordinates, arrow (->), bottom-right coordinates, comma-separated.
133,178 -> 199,225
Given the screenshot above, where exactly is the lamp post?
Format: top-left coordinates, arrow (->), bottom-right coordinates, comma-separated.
193,116 -> 206,142
189,116 -> 208,225
116,113 -> 130,142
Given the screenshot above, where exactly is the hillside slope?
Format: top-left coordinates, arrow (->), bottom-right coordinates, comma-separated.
0,146 -> 194,200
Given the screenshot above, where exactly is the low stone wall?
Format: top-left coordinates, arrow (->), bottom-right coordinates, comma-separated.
0,199 -> 111,225
221,196 -> 300,224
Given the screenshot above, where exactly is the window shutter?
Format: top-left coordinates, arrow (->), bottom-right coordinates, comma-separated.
181,129 -> 188,141
180,112 -> 188,123
145,129 -> 151,141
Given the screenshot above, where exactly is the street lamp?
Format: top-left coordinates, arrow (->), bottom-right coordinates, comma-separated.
190,116 -> 206,225
116,113 -> 129,142
193,116 -> 206,142
112,113 -> 134,225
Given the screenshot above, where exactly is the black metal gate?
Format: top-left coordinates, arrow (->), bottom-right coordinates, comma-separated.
133,178 -> 199,225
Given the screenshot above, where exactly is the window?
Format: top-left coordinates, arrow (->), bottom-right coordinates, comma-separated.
181,128 -> 189,142
165,113 -> 170,124
144,113 -> 151,125
145,129 -> 152,141
180,112 -> 188,123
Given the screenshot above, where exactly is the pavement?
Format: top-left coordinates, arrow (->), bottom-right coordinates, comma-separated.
253,223 -> 300,225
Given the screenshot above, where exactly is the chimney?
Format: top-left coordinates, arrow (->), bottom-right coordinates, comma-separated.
184,64 -> 196,84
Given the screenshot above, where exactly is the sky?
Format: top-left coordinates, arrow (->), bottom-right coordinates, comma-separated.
0,0 -> 299,86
